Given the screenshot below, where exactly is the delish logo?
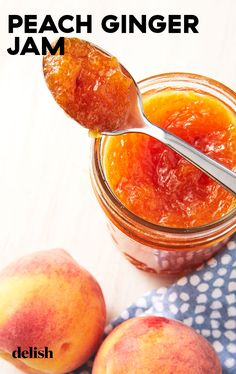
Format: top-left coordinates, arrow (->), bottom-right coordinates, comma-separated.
12,347 -> 53,359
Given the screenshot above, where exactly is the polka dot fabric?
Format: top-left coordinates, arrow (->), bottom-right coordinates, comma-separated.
76,235 -> 236,374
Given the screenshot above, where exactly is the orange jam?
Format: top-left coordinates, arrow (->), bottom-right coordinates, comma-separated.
104,90 -> 236,228
43,38 -> 134,133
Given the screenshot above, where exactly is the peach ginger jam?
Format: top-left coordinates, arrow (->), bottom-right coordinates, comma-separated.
43,38 -> 134,133
104,90 -> 236,228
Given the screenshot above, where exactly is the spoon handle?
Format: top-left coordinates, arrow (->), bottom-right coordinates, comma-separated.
137,119 -> 236,197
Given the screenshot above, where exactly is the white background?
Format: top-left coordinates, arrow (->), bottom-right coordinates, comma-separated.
0,0 -> 236,372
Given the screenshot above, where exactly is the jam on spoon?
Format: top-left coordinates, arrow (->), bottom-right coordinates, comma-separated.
43,38 -> 135,133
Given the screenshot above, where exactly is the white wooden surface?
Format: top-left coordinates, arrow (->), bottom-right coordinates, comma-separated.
0,0 -> 236,372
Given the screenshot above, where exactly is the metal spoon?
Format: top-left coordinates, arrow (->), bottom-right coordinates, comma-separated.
97,48 -> 236,197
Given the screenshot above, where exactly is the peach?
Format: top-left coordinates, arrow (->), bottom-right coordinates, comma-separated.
0,249 -> 106,373
93,316 -> 221,374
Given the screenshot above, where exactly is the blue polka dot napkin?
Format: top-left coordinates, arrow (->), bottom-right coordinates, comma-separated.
77,235 -> 236,374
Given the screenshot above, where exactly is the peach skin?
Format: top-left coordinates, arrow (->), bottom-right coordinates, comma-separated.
93,316 -> 222,374
0,249 -> 106,374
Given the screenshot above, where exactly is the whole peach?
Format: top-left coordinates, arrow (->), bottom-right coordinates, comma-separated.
0,249 -> 106,373
93,316 -> 221,374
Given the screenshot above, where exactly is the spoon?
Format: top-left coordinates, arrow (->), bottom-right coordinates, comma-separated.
96,47 -> 236,197
44,39 -> 236,196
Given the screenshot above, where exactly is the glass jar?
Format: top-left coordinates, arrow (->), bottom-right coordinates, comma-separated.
91,73 -> 236,276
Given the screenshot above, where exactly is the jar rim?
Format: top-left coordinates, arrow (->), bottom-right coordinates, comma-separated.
91,72 -> 236,238
138,72 -> 236,101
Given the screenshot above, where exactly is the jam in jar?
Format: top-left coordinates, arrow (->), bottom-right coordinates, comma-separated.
91,73 -> 236,276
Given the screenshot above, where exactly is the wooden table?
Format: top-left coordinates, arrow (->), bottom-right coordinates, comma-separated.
0,0 -> 235,372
